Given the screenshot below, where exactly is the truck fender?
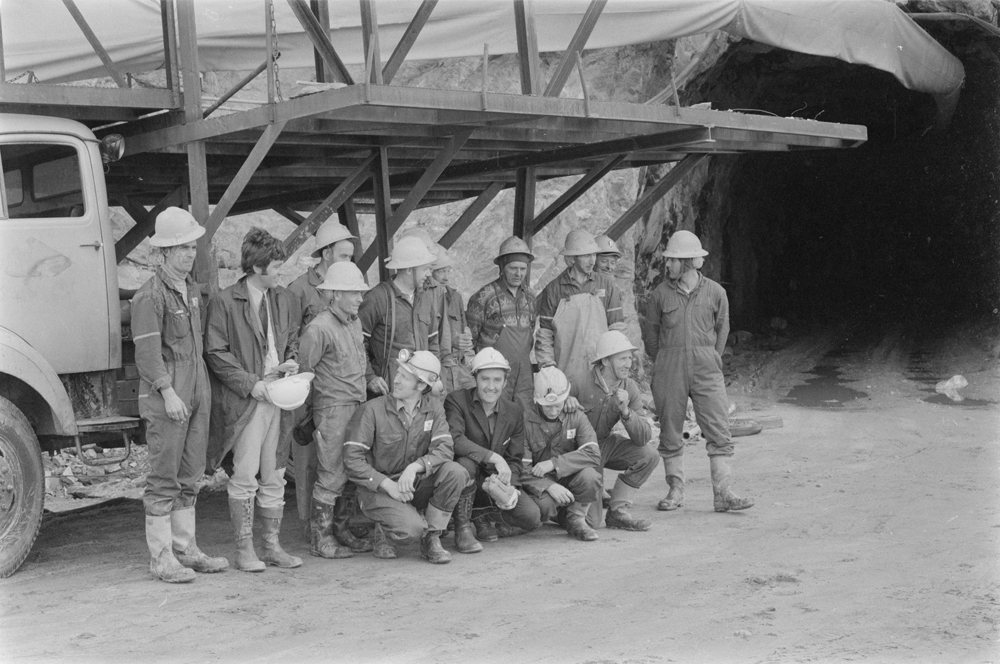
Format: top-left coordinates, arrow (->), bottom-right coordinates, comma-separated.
0,326 -> 77,436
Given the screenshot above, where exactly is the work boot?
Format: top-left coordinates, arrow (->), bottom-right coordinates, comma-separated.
145,514 -> 196,583
452,492 -> 483,554
171,507 -> 229,573
657,456 -> 686,511
472,510 -> 499,543
332,495 -> 373,553
565,502 -> 598,542
228,497 -> 265,572
257,506 -> 303,568
494,518 -> 526,538
710,456 -> 755,512
309,499 -> 353,559
420,530 -> 452,564
371,523 -> 397,559
605,478 -> 651,531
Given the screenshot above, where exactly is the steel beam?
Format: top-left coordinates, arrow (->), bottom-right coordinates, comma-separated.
337,199 -> 362,262
0,84 -> 175,111
310,0 -> 333,82
61,0 -> 129,88
370,148 -> 392,281
382,0 -> 437,84
115,186 -> 185,263
543,0 -> 605,98
604,154 -> 707,241
438,182 -> 505,249
513,0 -> 541,96
286,0 -> 354,85
360,0 -> 383,85
160,0 -> 180,103
273,205 -> 306,225
513,168 -> 535,240
530,154 -> 625,235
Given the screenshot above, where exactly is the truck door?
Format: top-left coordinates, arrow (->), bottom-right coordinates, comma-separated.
0,137 -> 112,374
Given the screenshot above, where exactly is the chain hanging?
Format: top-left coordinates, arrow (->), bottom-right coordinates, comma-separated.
268,0 -> 283,103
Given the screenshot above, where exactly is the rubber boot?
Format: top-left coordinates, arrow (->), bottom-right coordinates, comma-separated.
472,509 -> 499,543
657,456 -> 685,511
372,523 -> 397,559
228,497 -> 265,572
604,478 -> 651,532
452,492 -> 483,553
258,506 -> 303,568
710,456 -> 755,512
146,514 -> 196,583
332,495 -> 373,553
421,505 -> 453,564
565,502 -> 598,542
171,507 -> 229,573
309,499 -> 353,559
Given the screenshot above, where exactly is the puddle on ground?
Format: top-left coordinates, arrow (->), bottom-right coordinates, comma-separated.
906,347 -> 996,407
919,391 -> 996,408
780,365 -> 868,409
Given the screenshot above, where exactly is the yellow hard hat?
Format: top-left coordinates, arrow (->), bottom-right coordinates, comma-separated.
149,207 -> 205,247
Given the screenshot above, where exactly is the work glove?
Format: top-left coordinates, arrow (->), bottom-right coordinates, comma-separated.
482,474 -> 519,511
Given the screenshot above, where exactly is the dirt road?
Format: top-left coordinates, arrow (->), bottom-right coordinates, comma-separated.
2,323 -> 998,664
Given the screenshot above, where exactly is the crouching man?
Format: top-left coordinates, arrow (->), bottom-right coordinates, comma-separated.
445,348 -> 541,549
344,350 -> 469,564
520,367 -> 602,542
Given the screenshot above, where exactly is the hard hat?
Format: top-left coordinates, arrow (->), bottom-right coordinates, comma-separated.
385,236 -> 436,270
311,221 -> 358,258
471,347 -> 510,374
595,234 -> 622,258
317,262 -> 369,291
401,228 -> 437,254
149,207 -> 205,247
560,229 -> 601,256
265,372 -> 315,411
662,230 -> 708,259
592,330 -> 638,364
431,244 -> 454,270
494,236 -> 535,266
395,349 -> 441,386
534,366 -> 571,405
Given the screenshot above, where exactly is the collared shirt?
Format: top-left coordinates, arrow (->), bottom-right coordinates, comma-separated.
643,273 -> 730,359
537,268 -> 623,333
297,306 -> 372,408
466,277 -> 537,351
247,282 -> 279,375
131,267 -> 204,391
570,366 -> 652,445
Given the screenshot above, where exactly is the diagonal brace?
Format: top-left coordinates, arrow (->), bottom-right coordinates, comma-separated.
286,0 -> 354,85
382,0 -> 437,84
604,154 -> 707,241
61,0 -> 129,88
543,0 -> 605,98
530,154 -> 625,236
439,182 -> 505,249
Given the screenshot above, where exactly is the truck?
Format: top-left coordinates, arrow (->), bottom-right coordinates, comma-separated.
0,113 -> 133,577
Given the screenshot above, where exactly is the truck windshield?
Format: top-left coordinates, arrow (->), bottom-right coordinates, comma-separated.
1,143 -> 85,219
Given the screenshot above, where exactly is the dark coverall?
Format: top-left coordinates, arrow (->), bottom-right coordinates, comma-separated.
644,273 -> 733,461
132,268 -> 211,517
433,282 -> 475,394
359,281 -> 440,389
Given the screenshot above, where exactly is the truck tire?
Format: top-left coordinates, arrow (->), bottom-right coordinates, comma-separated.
0,396 -> 44,578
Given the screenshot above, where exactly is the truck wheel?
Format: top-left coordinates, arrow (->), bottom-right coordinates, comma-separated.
0,396 -> 44,578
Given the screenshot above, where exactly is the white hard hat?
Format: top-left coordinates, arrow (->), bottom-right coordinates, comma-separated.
662,230 -> 708,259
395,349 -> 442,387
533,366 -> 571,405
592,330 -> 638,364
385,236 -> 436,270
311,221 -> 358,258
317,262 -> 369,291
471,347 -> 510,374
431,244 -> 455,270
494,236 -> 534,266
265,372 -> 315,410
560,229 -> 601,256
595,234 -> 622,258
149,207 -> 205,247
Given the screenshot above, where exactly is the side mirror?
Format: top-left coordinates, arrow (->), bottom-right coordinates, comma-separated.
100,134 -> 125,164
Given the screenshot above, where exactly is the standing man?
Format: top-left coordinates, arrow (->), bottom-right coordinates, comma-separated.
520,367 -> 602,542
536,229 -> 626,389
594,235 -> 622,275
427,245 -> 475,394
565,331 -> 657,532
344,351 -> 468,564
643,230 -> 754,514
132,207 -> 229,583
445,348 -> 541,547
205,228 -> 303,572
298,262 -> 384,559
466,236 -> 537,412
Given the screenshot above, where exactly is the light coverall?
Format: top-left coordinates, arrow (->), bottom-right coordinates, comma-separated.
644,273 -> 733,460
359,281 -> 440,389
536,269 -> 624,389
132,268 -> 210,517
466,278 -> 537,413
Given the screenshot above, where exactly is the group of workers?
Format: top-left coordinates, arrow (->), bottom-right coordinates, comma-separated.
131,205 -> 753,582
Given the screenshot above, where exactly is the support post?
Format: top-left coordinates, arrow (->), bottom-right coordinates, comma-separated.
370,148 -> 392,282
337,199 -> 362,262
513,0 -> 541,96
310,0 -> 332,82
160,0 -> 180,103
513,168 -> 536,241
359,0 -> 383,85
287,0 -> 354,84
604,154 -> 707,241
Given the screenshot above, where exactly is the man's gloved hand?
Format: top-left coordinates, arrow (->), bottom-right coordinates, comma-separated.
482,474 -> 519,510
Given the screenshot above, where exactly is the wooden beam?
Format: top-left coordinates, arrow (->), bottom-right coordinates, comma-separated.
115,186 -> 185,263
337,199 -> 362,262
359,0 -> 383,85
604,154 -> 707,241
543,0 -> 605,98
513,0 -> 541,96
530,154 -> 625,235
439,182 -> 504,249
61,0 -> 129,88
382,0 -> 437,84
370,148 -> 392,281
286,0 -> 354,85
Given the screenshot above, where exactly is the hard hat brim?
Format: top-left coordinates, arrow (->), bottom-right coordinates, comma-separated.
592,344 -> 638,364
662,248 -> 709,258
316,281 -> 370,292
149,224 -> 206,248
311,235 -> 359,258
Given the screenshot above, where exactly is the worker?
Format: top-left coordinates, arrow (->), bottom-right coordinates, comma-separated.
564,330 -> 657,532
298,262 -> 384,559
466,236 -> 537,413
445,348 -> 541,546
594,234 -> 622,275
132,207 -> 228,583
283,221 -> 365,537
643,230 -> 754,514
344,350 -> 468,564
358,235 -> 438,391
204,228 -> 303,572
427,244 -> 475,394
536,229 -> 626,389
519,367 -> 602,542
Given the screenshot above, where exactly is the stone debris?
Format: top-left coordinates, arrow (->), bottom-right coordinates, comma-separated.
935,375 -> 968,401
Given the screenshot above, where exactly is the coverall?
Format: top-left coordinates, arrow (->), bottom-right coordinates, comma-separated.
344,394 -> 468,543
359,281 -> 440,389
432,282 -> 475,394
644,273 -> 733,461
466,278 -> 537,413
536,269 -> 625,389
132,268 -> 210,517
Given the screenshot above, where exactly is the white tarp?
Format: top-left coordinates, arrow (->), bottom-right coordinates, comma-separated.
1,0 -> 964,119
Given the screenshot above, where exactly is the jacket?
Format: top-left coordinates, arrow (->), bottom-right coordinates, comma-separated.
444,387 -> 525,485
570,366 -> 652,445
519,406 -> 600,496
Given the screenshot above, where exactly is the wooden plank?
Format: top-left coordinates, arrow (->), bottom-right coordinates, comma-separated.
359,0 -> 383,85
604,154 -> 707,241
382,0 -> 437,84
369,148 -> 392,281
530,154 -> 625,235
543,0 -> 605,98
115,186 -> 185,263
438,182 -> 505,249
61,0 -> 129,88
286,0 -> 354,85
513,0 -> 541,96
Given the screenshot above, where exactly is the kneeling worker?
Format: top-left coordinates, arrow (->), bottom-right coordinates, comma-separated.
445,348 -> 541,548
344,350 -> 468,564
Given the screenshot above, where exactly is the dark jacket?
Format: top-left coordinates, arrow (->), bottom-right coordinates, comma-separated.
444,387 -> 526,486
